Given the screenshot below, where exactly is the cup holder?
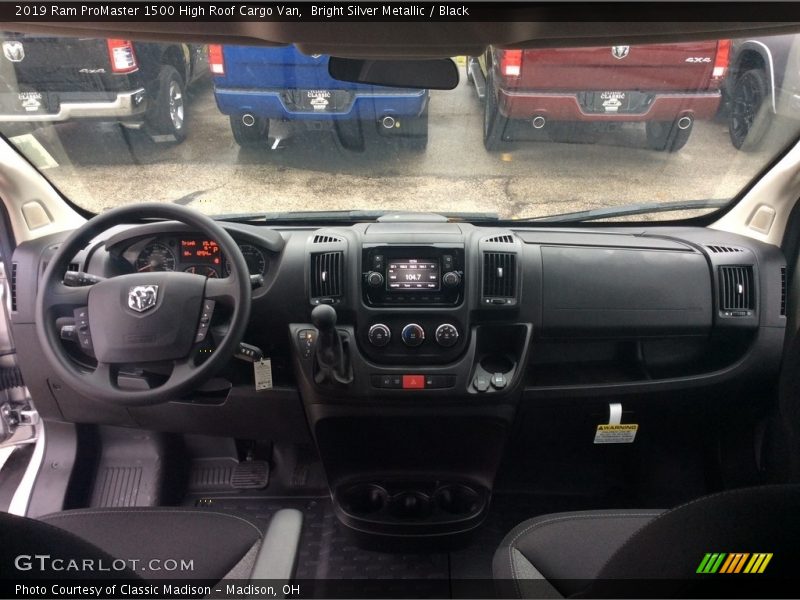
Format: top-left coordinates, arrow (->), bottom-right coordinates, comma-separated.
434,484 -> 481,516
388,491 -> 433,520
339,483 -> 388,516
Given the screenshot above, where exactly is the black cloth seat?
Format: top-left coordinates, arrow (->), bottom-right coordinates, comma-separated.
0,507 -> 265,582
493,485 -> 800,598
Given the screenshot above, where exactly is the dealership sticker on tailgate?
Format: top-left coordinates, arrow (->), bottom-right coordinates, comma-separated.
594,424 -> 639,444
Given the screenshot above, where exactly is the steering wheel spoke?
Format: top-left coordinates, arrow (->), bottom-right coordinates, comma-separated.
43,281 -> 91,313
85,361 -> 116,390
168,352 -> 200,387
204,276 -> 239,307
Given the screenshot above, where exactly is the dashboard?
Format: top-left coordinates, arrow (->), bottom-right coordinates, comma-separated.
120,235 -> 269,278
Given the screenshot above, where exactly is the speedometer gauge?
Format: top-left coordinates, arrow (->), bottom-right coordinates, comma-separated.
136,243 -> 176,272
225,244 -> 266,276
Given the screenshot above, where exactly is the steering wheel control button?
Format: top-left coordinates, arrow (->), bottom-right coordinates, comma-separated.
367,323 -> 391,347
73,307 -> 93,349
401,323 -> 425,347
473,375 -> 490,392
194,299 -> 216,343
491,372 -> 508,390
402,374 -> 425,389
297,329 -> 317,359
442,271 -> 461,288
434,324 -> 459,347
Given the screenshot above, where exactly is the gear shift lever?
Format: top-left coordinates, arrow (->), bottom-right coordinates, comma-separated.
311,304 -> 352,385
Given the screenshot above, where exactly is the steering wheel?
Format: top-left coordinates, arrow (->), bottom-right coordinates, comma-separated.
35,203 -> 252,406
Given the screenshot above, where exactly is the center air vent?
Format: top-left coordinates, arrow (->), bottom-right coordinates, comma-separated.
313,234 -> 343,244
310,251 -> 343,304
10,262 -> 17,312
482,252 -> 517,305
719,266 -> 754,315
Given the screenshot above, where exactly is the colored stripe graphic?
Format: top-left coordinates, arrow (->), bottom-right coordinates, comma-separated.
697,553 -> 728,574
699,553 -> 773,574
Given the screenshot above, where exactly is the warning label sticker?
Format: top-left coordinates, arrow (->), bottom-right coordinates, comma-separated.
594,423 -> 638,444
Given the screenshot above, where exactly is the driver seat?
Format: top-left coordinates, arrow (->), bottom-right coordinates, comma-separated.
0,506 -> 302,582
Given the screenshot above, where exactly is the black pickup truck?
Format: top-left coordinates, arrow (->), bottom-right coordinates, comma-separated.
0,34 -> 208,142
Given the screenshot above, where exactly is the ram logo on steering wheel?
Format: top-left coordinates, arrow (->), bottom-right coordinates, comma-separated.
128,285 -> 159,313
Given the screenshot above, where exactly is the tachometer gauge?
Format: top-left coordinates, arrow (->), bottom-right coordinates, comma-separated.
225,244 -> 266,276
184,266 -> 219,278
136,243 -> 176,272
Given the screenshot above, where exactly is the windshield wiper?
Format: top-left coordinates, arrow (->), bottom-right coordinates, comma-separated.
520,199 -> 729,224
216,210 -> 500,224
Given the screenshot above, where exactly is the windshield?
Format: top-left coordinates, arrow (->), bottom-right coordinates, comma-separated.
1,31 -> 799,221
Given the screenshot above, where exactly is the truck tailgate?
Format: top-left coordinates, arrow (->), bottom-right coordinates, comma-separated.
513,42 -> 719,91
1,34 -> 118,92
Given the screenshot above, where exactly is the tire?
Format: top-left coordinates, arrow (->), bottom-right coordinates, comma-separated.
729,68 -> 771,151
335,119 -> 365,152
465,57 -> 474,84
229,115 -> 268,147
483,72 -> 509,151
399,104 -> 429,151
145,65 -> 187,143
645,119 -> 693,152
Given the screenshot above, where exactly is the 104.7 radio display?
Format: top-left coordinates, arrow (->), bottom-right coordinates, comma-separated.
386,259 -> 440,291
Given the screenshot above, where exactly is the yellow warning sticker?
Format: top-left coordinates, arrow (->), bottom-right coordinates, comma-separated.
594,423 -> 638,444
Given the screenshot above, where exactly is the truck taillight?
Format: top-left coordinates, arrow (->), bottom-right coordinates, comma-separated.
209,44 -> 225,76
712,39 -> 731,79
106,39 -> 138,73
500,50 -> 523,78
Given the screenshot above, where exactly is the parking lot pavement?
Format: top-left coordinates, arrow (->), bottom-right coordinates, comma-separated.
15,76 -> 778,220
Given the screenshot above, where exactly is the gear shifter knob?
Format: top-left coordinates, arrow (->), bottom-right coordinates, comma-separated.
311,304 -> 337,331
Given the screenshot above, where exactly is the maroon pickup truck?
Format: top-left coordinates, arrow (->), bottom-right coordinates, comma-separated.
468,40 -> 730,151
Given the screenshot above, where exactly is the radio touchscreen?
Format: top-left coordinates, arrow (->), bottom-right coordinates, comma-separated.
387,259 -> 440,291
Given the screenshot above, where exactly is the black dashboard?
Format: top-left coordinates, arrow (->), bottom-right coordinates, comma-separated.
9,216 -> 788,539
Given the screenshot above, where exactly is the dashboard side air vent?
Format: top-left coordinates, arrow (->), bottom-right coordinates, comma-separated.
313,234 -> 343,244
482,252 -> 517,305
781,267 -> 787,316
10,262 -> 17,312
310,251 -> 343,304
706,245 -> 743,254
484,234 -> 515,244
719,266 -> 755,314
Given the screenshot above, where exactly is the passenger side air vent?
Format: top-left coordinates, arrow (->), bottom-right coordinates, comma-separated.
781,267 -> 787,316
310,251 -> 343,304
10,262 -> 17,312
313,234 -> 343,245
718,266 -> 755,315
482,252 -> 517,305
483,234 -> 515,244
706,245 -> 744,254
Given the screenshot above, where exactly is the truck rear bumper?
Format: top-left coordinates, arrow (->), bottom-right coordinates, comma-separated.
0,88 -> 147,123
498,90 -> 721,122
214,88 -> 427,120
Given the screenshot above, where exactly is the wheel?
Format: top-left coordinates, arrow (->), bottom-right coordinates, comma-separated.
335,119 -> 366,152
229,115 -> 268,147
483,71 -> 509,151
398,104 -> 429,151
145,65 -> 187,143
645,119 -> 693,152
729,68 -> 771,151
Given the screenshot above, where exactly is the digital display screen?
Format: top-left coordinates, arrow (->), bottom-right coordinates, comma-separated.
386,259 -> 440,291
181,239 -> 221,265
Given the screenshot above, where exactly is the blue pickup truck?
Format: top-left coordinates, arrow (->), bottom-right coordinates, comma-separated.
209,44 -> 430,150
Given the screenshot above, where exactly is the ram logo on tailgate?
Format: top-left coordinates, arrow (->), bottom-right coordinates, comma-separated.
2,41 -> 24,62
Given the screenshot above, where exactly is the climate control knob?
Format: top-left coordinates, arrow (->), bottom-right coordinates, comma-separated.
434,324 -> 459,347
442,271 -> 461,288
401,323 -> 425,347
367,323 -> 391,347
366,271 -> 384,288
